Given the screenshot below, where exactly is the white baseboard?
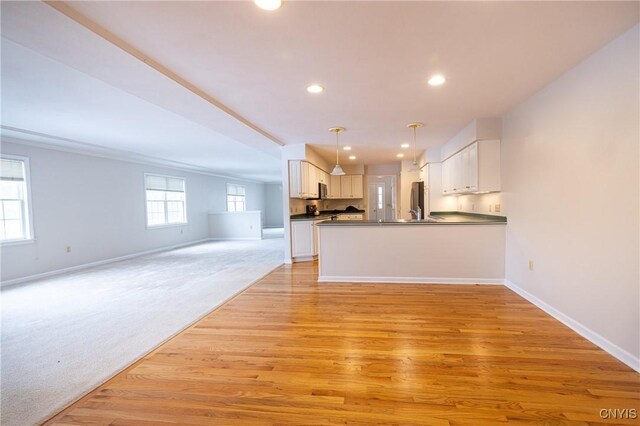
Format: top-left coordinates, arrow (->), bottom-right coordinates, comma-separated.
504,279 -> 640,373
317,276 -> 503,284
1,238 -> 212,288
209,237 -> 262,241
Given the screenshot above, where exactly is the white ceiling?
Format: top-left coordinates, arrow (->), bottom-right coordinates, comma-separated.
1,1 -> 638,170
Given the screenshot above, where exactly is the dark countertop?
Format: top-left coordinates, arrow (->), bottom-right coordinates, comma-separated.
317,211 -> 506,226
290,209 -> 366,221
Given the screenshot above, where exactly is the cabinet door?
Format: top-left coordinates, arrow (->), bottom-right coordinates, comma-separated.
341,176 -> 353,198
329,174 -> 341,198
466,143 -> 478,192
452,153 -> 464,193
308,165 -> 318,198
299,162 -> 310,198
459,148 -> 470,193
442,159 -> 451,195
289,161 -> 302,198
291,221 -> 314,257
351,175 -> 364,198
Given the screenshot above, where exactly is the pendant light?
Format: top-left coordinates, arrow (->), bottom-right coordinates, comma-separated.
407,122 -> 424,172
329,127 -> 346,176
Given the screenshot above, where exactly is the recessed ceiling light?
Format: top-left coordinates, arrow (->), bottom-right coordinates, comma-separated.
306,84 -> 324,94
254,0 -> 282,10
396,153 -> 404,158
401,143 -> 410,148
349,155 -> 356,160
428,74 -> 446,86
343,146 -> 352,151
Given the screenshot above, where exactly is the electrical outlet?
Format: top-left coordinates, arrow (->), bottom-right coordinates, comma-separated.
489,205 -> 493,212
472,203 -> 475,212
528,260 -> 534,271
65,246 -> 71,253
495,204 -> 501,213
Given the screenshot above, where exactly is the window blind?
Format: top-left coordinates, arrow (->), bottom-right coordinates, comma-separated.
227,184 -> 245,196
145,175 -> 185,192
0,159 -> 25,181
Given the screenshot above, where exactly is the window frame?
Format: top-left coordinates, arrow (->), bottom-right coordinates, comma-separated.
0,154 -> 35,246
144,173 -> 188,229
226,183 -> 246,212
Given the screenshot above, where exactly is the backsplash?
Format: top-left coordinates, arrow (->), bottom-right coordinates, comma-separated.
289,198 -> 364,215
454,192 -> 504,215
323,201 -> 363,211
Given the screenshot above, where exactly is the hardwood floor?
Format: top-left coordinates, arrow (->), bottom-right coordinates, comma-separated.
47,262 -> 639,425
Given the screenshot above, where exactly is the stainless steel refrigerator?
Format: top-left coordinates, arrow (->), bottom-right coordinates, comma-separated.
410,181 -> 425,219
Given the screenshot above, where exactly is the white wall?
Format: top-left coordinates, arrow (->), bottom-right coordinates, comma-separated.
264,183 -> 283,228
0,140 -> 266,282
502,25 -> 639,366
209,211 -> 263,240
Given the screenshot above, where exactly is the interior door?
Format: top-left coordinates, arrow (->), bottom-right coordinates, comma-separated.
368,183 -> 385,221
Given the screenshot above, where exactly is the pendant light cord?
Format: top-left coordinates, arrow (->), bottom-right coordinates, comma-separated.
335,130 -> 340,166
413,125 -> 417,165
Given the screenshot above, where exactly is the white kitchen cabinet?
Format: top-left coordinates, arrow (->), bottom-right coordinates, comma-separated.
329,175 -> 341,198
351,175 -> 364,198
340,175 -> 352,197
338,175 -> 364,199
289,160 -> 325,199
308,164 -> 319,198
325,174 -> 364,199
441,140 -> 500,195
291,220 -> 314,258
442,159 -> 452,195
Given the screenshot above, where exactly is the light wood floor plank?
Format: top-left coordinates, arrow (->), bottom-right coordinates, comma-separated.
46,262 -> 639,425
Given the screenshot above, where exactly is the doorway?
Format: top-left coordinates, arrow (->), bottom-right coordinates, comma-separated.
367,175 -> 396,220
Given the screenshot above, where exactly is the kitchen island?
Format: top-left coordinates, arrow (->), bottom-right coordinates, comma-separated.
317,212 -> 506,284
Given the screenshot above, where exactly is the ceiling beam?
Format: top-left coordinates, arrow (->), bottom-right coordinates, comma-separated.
43,0 -> 285,148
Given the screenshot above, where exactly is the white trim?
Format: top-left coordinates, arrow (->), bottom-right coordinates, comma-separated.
1,133 -> 269,184
504,279 -> 640,373
208,237 -> 262,241
143,172 -> 188,229
293,256 -> 316,263
0,238 -> 211,288
0,153 -> 35,242
317,275 -> 503,284
0,237 -> 36,247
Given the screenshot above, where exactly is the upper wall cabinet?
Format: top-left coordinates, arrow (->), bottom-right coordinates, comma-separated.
330,174 -> 364,199
290,160 -> 322,199
328,175 -> 341,198
290,160 -> 363,200
442,140 -> 500,195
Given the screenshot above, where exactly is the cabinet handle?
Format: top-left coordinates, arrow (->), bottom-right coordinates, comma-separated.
466,186 -> 470,188
453,188 -> 457,191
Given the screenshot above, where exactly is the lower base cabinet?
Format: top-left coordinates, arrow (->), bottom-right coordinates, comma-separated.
291,221 -> 314,259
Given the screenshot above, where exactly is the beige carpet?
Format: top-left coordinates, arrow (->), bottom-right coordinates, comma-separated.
1,235 -> 284,426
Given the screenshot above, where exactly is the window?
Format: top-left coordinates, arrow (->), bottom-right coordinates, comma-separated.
226,184 -> 246,212
145,174 -> 187,227
0,156 -> 33,242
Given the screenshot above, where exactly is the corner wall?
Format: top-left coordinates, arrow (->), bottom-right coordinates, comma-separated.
502,25 -> 639,367
0,140 -> 266,283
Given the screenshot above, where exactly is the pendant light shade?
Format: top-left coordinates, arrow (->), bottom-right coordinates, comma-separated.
407,122 -> 424,172
329,127 -> 347,176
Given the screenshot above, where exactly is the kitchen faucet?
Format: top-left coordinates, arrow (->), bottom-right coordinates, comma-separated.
409,206 -> 422,220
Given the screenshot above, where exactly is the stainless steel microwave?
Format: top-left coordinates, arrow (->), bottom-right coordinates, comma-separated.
318,183 -> 328,200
